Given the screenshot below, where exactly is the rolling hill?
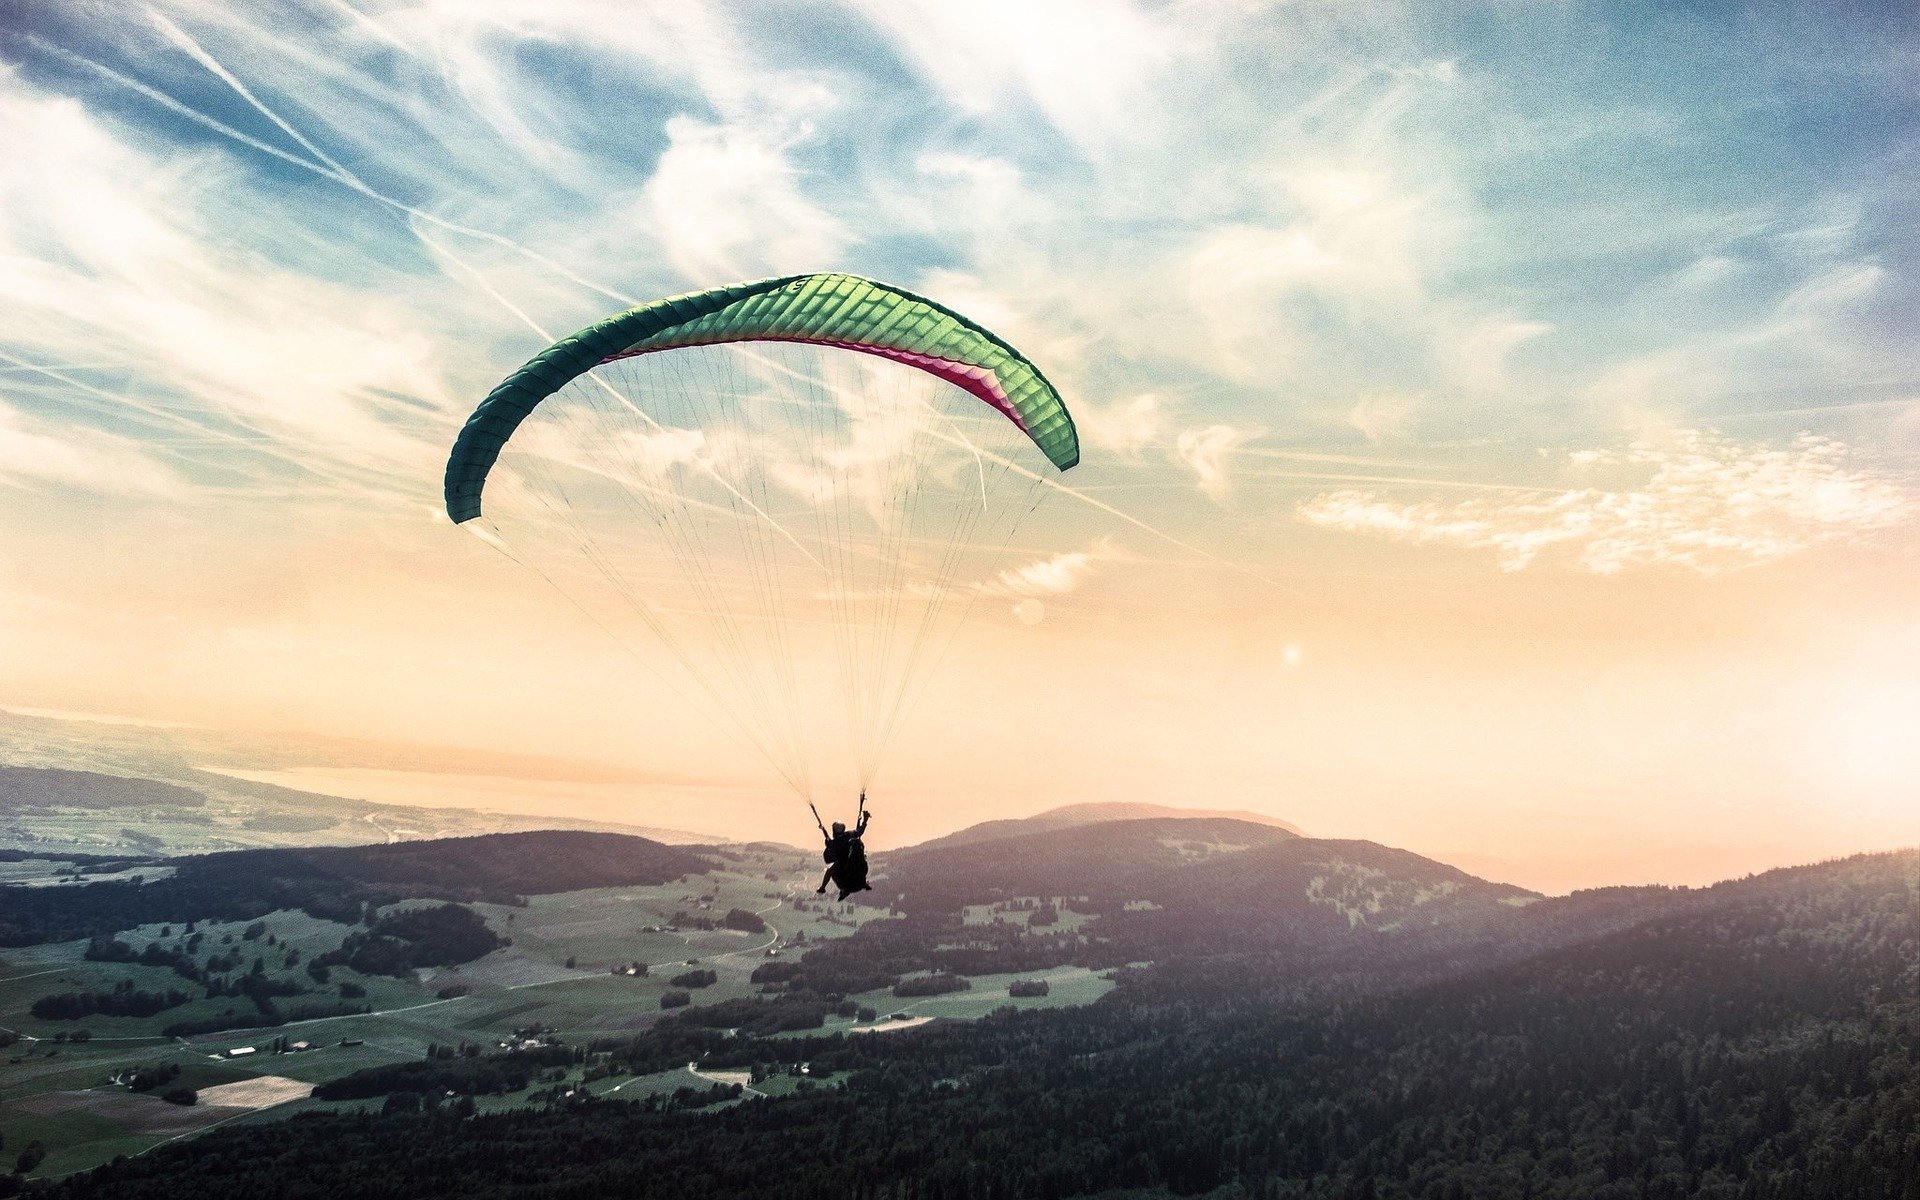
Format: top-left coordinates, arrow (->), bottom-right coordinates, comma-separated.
906,801 -> 1302,853
0,768 -> 208,813
873,815 -> 1303,910
0,830 -> 716,945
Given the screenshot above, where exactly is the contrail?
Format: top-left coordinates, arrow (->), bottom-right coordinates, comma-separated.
1239,468 -> 1564,493
314,0 -> 412,54
695,337 -> 1298,593
52,18 -> 819,550
1698,396 -> 1918,423
1228,445 -> 1448,469
149,8 -> 372,190
916,427 -> 1301,597
29,36 -> 638,307
0,350 -> 409,505
28,37 -> 347,176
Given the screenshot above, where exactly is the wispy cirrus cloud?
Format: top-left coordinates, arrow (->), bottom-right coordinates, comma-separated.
1297,431 -> 1911,574
987,538 -> 1118,598
846,0 -> 1173,151
0,67 -> 457,507
1176,424 -> 1260,502
0,399 -> 182,496
1078,393 -> 1169,459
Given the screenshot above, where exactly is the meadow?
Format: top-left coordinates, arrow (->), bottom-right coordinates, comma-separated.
0,842 -> 1107,1180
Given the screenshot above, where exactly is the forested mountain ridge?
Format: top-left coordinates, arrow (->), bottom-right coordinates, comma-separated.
873,818 -> 1535,943
0,768 -> 208,813
1136,835 -> 1536,929
39,847 -> 1920,1199
200,830 -> 716,901
0,830 -> 715,944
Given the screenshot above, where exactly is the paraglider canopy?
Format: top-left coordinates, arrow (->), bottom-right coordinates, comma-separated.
446,272 -> 1077,524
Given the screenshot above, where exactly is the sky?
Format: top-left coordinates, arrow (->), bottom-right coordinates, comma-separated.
0,0 -> 1915,893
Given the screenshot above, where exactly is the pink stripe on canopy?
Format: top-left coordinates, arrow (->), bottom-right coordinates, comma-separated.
604,337 -> 1032,435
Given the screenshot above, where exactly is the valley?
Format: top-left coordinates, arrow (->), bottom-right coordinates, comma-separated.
1,757 -> 1915,1199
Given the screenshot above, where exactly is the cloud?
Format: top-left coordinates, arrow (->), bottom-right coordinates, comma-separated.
1668,254 -> 1739,293
641,116 -> 848,282
986,538 -> 1118,598
1079,393 -> 1169,458
1297,431 -> 1911,573
0,401 -> 181,496
1176,424 -> 1260,501
847,0 -> 1172,150
1778,261 -> 1883,318
1446,317 -> 1554,393
1346,394 -> 1418,442
0,67 -> 460,509
914,153 -> 1038,228
1173,151 -> 1465,387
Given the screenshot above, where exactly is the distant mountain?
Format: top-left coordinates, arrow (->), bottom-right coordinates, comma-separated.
0,747 -> 713,855
0,766 -> 207,812
0,830 -> 716,945
908,801 -> 1301,853
196,830 -> 716,902
182,766 -> 713,846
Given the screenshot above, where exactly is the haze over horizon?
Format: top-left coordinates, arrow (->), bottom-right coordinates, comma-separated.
2,2 -> 1916,896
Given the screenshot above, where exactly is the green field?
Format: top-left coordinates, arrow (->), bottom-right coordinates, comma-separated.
0,844 -> 1105,1180
763,964 -> 1116,1040
961,899 -> 1096,932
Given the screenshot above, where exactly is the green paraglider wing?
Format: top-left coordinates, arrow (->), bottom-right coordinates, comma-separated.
445,273 -> 1078,523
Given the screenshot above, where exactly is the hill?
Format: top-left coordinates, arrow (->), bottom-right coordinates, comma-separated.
1098,835 -> 1539,959
873,815 -> 1302,911
863,816 -> 1548,984
907,801 -> 1302,853
790,820 -> 1543,999
0,830 -> 715,945
0,767 -> 207,813
197,830 -> 715,901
